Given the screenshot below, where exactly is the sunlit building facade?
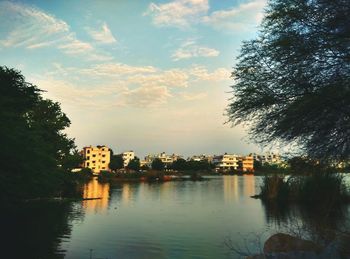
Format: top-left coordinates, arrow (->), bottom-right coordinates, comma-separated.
82,145 -> 111,173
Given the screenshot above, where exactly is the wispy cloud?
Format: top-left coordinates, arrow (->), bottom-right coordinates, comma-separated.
189,65 -> 231,81
144,0 -> 266,31
144,0 -> 209,28
86,22 -> 117,44
43,62 -> 230,109
202,0 -> 266,31
181,92 -> 207,101
172,39 -> 219,61
0,1 -> 112,61
121,85 -> 172,108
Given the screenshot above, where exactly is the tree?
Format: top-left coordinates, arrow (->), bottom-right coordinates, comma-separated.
109,154 -> 124,172
171,158 -> 187,171
127,157 -> 140,171
0,66 -> 78,200
151,158 -> 165,171
227,0 -> 350,161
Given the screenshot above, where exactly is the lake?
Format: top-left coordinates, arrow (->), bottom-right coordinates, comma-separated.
2,175 -> 349,258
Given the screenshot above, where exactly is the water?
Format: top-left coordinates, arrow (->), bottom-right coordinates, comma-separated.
2,175 -> 349,258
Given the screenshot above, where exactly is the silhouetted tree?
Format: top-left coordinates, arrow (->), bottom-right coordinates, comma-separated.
227,0 -> 350,161
127,157 -> 140,171
109,154 -> 124,172
152,158 -> 165,171
0,66 -> 78,200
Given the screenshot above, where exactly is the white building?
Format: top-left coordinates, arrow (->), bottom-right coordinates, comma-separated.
213,154 -> 239,170
122,151 -> 135,167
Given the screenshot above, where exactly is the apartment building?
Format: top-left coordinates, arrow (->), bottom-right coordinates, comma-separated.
213,154 -> 239,170
122,151 -> 135,167
241,156 -> 254,172
82,145 -> 111,173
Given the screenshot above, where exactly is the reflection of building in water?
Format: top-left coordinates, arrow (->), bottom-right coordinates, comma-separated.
243,174 -> 255,197
83,179 -> 110,213
121,184 -> 132,205
223,176 -> 239,202
223,175 -> 256,202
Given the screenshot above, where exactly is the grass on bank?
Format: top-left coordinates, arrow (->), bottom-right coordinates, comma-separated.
257,172 -> 350,206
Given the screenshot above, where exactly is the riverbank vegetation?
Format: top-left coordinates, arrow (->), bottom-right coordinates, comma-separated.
0,66 -> 88,202
227,0 -> 350,207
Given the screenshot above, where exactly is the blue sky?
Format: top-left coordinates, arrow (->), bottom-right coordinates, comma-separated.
0,0 -> 271,157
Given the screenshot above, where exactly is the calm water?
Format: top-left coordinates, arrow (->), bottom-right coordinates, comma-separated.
2,175 -> 350,259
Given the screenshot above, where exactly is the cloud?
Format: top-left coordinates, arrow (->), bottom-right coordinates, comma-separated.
172,39 -> 219,61
181,92 -> 207,101
127,69 -> 189,88
0,1 -> 112,61
121,85 -> 171,108
189,65 -> 231,81
144,0 -> 209,28
202,0 -> 266,31
144,0 -> 266,32
86,22 -> 117,44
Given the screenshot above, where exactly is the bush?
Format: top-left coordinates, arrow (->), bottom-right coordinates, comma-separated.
259,173 -> 349,207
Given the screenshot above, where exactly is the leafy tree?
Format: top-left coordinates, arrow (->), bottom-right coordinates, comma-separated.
152,158 -> 165,171
109,154 -> 124,172
227,0 -> 350,161
0,66 -> 78,200
127,157 -> 140,171
171,158 -> 187,171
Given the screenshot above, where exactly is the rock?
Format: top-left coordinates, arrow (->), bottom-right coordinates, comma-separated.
263,233 -> 323,254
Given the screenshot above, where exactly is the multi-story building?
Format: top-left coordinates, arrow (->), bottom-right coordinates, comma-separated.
82,145 -> 111,173
241,156 -> 254,172
213,153 -> 239,170
142,152 -> 182,169
122,151 -> 135,167
251,152 -> 283,166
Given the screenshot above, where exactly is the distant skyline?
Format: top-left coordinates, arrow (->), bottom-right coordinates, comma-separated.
0,0 -> 279,158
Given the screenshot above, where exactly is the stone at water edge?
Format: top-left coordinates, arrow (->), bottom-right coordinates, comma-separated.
263,233 -> 323,254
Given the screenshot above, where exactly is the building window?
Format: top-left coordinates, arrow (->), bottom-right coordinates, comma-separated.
87,162 -> 90,166
87,150 -> 90,154
102,161 -> 105,163
102,167 -> 105,169
102,154 -> 106,157
92,161 -> 96,163
92,154 -> 96,157
92,167 -> 95,170
87,156 -> 90,160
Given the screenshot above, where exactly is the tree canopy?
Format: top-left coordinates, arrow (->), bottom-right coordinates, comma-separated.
227,0 -> 350,161
0,66 -> 79,200
126,157 -> 140,171
109,154 -> 124,172
151,158 -> 165,171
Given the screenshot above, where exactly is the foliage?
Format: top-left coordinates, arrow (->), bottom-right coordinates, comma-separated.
127,157 -> 140,171
109,154 -> 124,172
0,66 -> 79,200
171,158 -> 187,171
171,158 -> 214,171
259,173 -> 349,206
227,0 -> 350,161
152,158 -> 165,171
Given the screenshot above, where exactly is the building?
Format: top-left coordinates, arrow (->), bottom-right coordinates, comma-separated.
82,145 -> 111,173
142,152 -> 182,169
213,154 -> 239,170
122,151 -> 135,167
240,156 -> 254,172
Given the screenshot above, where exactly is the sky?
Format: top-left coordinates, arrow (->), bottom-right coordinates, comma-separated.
0,0 -> 271,158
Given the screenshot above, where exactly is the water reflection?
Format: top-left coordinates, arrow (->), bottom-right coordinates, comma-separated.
1,202 -> 77,259
223,175 -> 256,202
82,179 -> 110,213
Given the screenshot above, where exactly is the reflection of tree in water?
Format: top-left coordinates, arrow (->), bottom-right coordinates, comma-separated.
261,200 -> 350,245
1,201 -> 85,259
